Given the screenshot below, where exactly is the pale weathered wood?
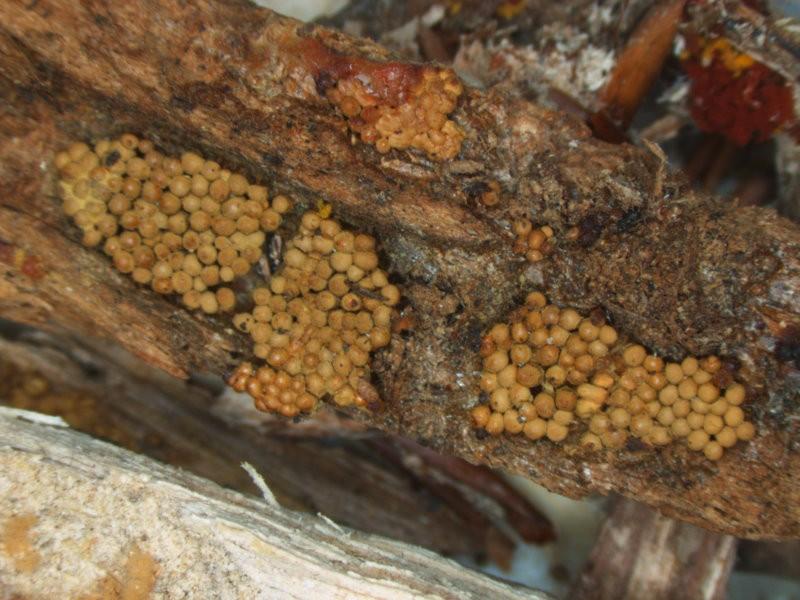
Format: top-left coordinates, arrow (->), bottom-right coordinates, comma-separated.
0,407 -> 548,599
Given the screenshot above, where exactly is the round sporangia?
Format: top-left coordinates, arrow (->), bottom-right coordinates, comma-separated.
228,210 -> 399,417
511,218 -> 556,264
326,67 -> 465,160
56,134 -> 292,313
471,293 -> 757,460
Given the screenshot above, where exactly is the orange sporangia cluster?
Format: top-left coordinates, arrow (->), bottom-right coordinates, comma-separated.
511,218 -> 554,263
327,68 -> 465,160
55,135 -> 291,313
471,293 -> 756,460
228,210 -> 398,416
681,35 -> 795,145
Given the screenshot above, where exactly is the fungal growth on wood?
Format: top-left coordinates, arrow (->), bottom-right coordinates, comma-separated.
472,293 -> 757,461
511,219 -> 555,264
2,0 -> 798,540
300,38 -> 465,159
229,210 -> 399,415
56,135 -> 291,314
328,67 -> 464,160
57,133 -> 399,416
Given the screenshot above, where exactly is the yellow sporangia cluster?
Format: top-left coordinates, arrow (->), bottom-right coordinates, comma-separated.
512,218 -> 554,263
228,210 -> 399,417
471,292 -> 756,461
55,135 -> 291,313
327,69 -> 465,160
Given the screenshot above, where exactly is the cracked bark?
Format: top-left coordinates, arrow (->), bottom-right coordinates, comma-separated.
0,0 -> 798,538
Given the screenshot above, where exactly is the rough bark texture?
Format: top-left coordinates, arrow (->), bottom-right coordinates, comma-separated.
0,327 -> 554,560
0,0 -> 798,538
0,407 -> 548,599
571,499 -> 736,600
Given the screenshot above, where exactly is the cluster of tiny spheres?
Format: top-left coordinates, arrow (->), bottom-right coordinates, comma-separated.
55,140 -> 756,456
55,134 -> 290,314
327,68 -> 465,160
472,292 -> 756,461
228,210 -> 399,417
511,218 -> 555,264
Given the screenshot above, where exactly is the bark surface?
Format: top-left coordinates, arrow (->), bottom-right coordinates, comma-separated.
571,499 -> 736,600
0,0 -> 798,538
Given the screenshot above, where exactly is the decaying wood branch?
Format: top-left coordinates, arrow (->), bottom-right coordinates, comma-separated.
571,499 -> 736,600
0,407 -> 546,599
0,0 -> 798,538
0,327 -> 555,560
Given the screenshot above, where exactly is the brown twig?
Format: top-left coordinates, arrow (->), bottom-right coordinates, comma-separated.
590,0 -> 687,140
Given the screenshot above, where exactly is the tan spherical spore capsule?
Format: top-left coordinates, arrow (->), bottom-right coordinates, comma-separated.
687,429 -> 709,451
703,441 -> 724,461
504,410 -> 523,434
546,421 -> 568,442
523,418 -> 547,440
716,427 -> 737,448
485,412 -> 505,436
216,287 -> 236,312
472,405 -> 491,428
736,421 -> 756,441
725,383 -> 746,406
580,432 -> 602,450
